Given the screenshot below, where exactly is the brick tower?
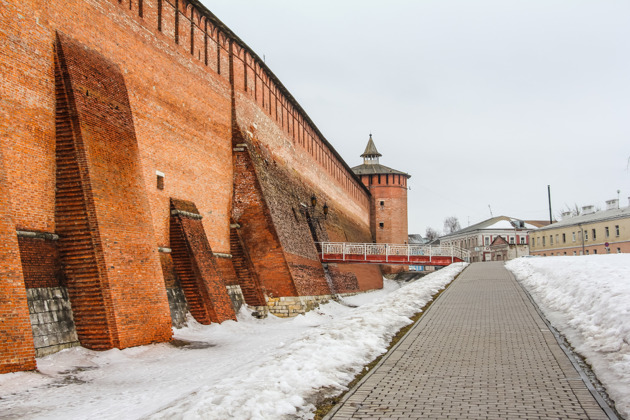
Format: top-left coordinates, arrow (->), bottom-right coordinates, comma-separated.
352,135 -> 411,273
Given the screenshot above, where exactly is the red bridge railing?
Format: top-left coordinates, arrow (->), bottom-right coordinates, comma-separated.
317,242 -> 470,266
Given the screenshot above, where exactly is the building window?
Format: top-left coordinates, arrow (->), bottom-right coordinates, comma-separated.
616,225 -> 620,236
550,235 -> 553,245
594,249 -> 598,254
156,170 -> 165,190
564,252 -> 567,255
605,227 -> 610,238
585,231 -> 588,241
379,222 -> 384,229
380,200 -> 385,208
617,248 -> 621,253
520,237 -> 525,244
510,236 -> 514,244
573,251 -> 577,256
562,233 -> 566,243
572,232 -> 576,242
592,229 -> 596,240
586,250 -> 589,255
542,237 -> 546,246
484,236 -> 490,246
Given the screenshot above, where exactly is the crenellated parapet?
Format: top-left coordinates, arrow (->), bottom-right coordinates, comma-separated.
104,0 -> 370,215
0,0 -> 384,373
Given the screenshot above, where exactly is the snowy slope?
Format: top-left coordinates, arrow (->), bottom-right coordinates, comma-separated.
507,255 -> 630,419
0,264 -> 466,420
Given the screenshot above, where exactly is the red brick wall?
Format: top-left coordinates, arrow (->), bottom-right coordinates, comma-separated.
335,264 -> 383,292
0,148 -> 36,373
215,257 -> 239,287
170,199 -> 236,324
233,136 -> 382,296
0,0 -> 233,254
232,143 -> 299,298
0,0 -> 386,371
54,33 -> 172,349
229,227 -> 266,306
17,237 -> 64,289
159,252 -> 179,289
285,253 -> 331,297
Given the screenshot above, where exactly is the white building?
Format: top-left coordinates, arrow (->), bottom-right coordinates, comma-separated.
439,216 -> 548,262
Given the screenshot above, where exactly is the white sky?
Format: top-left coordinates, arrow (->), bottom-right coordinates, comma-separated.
203,0 -> 630,235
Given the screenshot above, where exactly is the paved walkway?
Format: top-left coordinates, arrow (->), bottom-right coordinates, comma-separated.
327,262 -> 610,419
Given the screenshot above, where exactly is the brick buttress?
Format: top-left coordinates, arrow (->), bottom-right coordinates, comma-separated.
54,33 -> 172,350
169,198 -> 236,324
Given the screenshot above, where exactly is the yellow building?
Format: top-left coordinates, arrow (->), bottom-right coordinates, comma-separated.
530,200 -> 630,256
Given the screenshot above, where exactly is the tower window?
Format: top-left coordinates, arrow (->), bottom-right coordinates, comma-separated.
379,222 -> 384,229
380,200 -> 384,207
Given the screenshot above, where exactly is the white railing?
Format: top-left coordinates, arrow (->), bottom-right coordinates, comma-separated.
317,242 -> 471,263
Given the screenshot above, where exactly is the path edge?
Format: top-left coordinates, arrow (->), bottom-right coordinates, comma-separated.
509,266 -> 620,420
321,265 -> 467,420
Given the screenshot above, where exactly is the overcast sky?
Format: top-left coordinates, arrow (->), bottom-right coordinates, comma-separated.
203,0 -> 630,235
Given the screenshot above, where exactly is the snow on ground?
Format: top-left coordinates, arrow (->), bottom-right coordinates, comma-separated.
507,255 -> 630,419
0,264 -> 466,420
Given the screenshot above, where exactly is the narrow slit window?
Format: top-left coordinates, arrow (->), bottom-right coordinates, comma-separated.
156,170 -> 165,190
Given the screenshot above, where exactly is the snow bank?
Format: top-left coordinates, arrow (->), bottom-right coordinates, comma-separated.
506,255 -> 630,419
0,264 -> 466,420
150,264 -> 466,419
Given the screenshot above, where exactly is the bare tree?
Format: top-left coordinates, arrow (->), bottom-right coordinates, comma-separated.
425,227 -> 440,241
443,216 -> 461,234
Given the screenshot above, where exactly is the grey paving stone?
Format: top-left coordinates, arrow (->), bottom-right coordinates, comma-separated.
328,262 -> 610,419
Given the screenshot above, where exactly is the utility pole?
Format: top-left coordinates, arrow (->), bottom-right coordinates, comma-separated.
547,185 -> 553,224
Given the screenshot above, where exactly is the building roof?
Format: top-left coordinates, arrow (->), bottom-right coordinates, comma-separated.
408,234 -> 428,244
526,220 -> 552,228
352,134 -> 411,178
351,163 -> 411,176
440,215 -> 539,240
534,205 -> 630,232
360,134 -> 382,158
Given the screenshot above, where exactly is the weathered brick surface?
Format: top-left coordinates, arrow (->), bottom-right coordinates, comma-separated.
334,264 -> 382,292
232,143 -> 299,299
0,147 -> 36,373
229,227 -> 266,306
17,237 -> 64,289
324,203 -> 383,291
214,256 -> 239,287
170,199 -> 236,324
159,252 -> 179,289
54,33 -> 172,349
0,0 -> 390,371
234,135 -> 382,294
324,264 -> 360,295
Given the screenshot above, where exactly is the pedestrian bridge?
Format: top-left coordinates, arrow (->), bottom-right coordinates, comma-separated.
317,242 -> 470,266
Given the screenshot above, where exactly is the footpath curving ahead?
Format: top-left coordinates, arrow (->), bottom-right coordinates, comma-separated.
326,262 -> 612,419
